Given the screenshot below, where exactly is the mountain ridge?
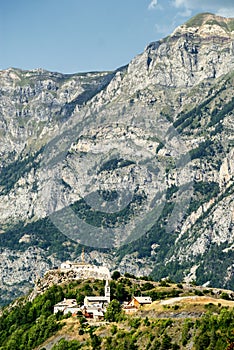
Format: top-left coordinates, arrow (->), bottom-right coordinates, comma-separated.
0,12 -> 233,305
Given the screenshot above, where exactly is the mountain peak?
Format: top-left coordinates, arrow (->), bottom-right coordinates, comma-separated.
172,12 -> 234,38
185,13 -> 234,28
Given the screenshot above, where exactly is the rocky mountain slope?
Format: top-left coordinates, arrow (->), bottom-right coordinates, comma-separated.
0,13 -> 233,305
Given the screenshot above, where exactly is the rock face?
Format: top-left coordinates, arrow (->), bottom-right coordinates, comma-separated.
0,13 -> 234,305
29,265 -> 110,301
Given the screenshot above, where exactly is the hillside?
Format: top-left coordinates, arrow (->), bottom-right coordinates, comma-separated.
0,12 -> 233,305
0,276 -> 234,349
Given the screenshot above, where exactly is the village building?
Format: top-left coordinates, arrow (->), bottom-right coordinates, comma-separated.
53,298 -> 80,314
93,309 -> 104,321
83,296 -> 109,307
64,305 -> 81,316
127,296 -> 152,308
122,305 -> 138,314
82,306 -> 105,320
60,249 -> 111,280
122,296 -> 153,314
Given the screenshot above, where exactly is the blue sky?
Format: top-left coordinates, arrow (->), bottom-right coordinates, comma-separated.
1,0 -> 234,73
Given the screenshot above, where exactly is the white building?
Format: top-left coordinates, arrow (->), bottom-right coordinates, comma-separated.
53,298 -> 78,314
82,305 -> 105,320
64,306 -> 81,315
60,261 -> 111,280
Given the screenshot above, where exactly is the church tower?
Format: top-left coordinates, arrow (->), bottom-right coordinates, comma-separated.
105,279 -> 111,303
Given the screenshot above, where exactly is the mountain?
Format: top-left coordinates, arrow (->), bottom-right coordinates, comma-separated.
0,13 -> 234,305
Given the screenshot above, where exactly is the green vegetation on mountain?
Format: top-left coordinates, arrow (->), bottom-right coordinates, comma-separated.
98,158 -> 136,174
184,12 -> 234,32
173,84 -> 233,137
71,190 -> 147,228
0,148 -> 42,196
0,217 -> 73,258
0,286 -> 64,350
185,13 -> 214,28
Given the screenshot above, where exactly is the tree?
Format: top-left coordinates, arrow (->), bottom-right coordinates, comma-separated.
50,338 -> 81,349
90,334 -> 101,350
111,271 -> 121,280
195,333 -> 210,350
160,334 -> 173,350
104,299 -> 123,322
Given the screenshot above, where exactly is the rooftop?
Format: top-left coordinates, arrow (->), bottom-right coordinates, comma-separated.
133,296 -> 152,304
85,296 -> 110,301
54,298 -> 77,307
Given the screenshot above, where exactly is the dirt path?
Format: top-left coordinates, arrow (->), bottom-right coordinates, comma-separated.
159,295 -> 234,306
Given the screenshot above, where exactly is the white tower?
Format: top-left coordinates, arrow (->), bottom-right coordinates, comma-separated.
105,279 -> 111,303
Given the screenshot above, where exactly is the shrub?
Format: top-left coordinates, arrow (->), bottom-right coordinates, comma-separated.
111,271 -> 121,280
104,300 -> 123,322
159,280 -> 169,287
220,292 -> 230,300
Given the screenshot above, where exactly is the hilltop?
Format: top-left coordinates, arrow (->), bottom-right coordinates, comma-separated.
1,276 -> 234,349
